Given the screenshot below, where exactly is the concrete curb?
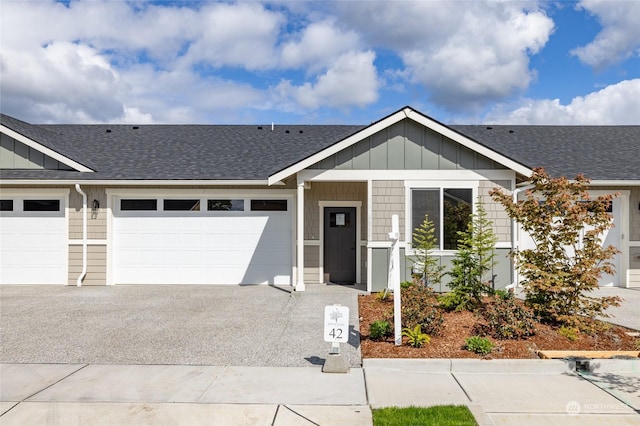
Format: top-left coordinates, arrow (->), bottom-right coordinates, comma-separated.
363,358 -> 577,374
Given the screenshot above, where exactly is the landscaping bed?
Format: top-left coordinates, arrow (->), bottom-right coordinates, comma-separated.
358,293 -> 639,359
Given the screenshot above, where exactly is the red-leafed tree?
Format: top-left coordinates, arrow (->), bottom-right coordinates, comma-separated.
490,168 -> 621,330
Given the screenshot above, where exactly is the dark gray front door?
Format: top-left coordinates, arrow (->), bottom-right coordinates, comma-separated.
324,207 -> 356,284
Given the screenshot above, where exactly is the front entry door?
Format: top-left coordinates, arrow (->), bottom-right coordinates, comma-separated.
324,207 -> 357,284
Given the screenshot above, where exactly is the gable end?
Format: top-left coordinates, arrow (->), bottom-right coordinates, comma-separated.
308,119 -> 507,171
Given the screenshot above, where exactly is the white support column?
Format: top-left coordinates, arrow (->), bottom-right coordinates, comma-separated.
296,181 -> 306,291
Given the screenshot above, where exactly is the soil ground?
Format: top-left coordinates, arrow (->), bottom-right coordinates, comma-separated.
358,294 -> 639,359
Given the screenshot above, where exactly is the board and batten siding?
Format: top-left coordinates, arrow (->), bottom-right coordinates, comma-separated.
0,133 -> 71,170
309,119 -> 508,171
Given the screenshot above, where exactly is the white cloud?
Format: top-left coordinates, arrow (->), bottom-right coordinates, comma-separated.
0,41 -> 127,123
483,79 -> 640,124
179,2 -> 284,70
280,20 -> 361,72
571,0 -> 640,69
273,51 -> 379,110
335,1 -> 554,111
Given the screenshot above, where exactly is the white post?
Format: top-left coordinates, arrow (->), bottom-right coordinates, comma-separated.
388,214 -> 402,345
296,181 -> 305,291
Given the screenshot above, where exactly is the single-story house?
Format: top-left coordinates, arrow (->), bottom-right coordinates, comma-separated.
1,106 -> 639,291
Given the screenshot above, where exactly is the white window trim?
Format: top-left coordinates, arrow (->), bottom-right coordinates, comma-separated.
404,181 -> 479,255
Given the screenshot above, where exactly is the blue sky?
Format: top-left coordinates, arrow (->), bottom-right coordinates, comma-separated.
1,0 -> 639,125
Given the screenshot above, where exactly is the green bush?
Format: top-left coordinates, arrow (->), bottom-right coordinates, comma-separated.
474,293 -> 536,339
390,284 -> 444,336
464,336 -> 494,355
402,325 -> 431,348
558,326 -> 579,341
400,280 -> 414,289
438,291 -> 467,312
369,320 -> 392,341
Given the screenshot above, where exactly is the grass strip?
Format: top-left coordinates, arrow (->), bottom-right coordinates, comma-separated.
372,405 -> 478,426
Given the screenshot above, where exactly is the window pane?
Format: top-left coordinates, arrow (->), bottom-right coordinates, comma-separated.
164,199 -> 200,211
24,200 -> 60,211
443,188 -> 473,250
208,199 -> 244,211
251,199 -> 287,211
412,190 -> 440,247
121,199 -> 157,211
0,200 -> 13,211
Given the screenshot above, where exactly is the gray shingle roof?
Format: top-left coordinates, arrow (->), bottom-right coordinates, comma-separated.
450,125 -> 640,181
2,111 -> 639,181
0,115 -> 364,180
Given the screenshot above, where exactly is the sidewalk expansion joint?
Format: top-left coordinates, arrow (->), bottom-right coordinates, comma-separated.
23,364 -> 90,402
451,372 -> 473,403
281,405 -> 321,425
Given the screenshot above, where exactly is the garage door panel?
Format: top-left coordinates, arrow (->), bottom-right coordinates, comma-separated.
113,202 -> 292,285
0,208 -> 67,285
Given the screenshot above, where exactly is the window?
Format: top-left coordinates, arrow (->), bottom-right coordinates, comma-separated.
251,199 -> 287,211
121,199 -> 157,211
164,199 -> 200,211
208,199 -> 244,211
0,200 -> 13,211
24,200 -> 60,211
411,188 -> 473,250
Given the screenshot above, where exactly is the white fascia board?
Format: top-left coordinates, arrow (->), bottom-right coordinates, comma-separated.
268,109 -> 409,185
298,168 -> 515,182
587,180 -> 640,186
0,179 -> 272,186
404,109 -> 534,177
1,125 -> 94,173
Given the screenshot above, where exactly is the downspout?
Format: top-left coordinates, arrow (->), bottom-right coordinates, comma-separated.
75,184 -> 87,287
505,184 -> 535,290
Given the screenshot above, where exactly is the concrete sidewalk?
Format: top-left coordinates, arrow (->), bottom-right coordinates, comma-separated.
2,359 -> 640,425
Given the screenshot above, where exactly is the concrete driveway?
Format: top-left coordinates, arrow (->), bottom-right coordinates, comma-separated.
0,284 -> 363,367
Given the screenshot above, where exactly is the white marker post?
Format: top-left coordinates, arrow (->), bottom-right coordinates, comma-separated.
388,214 -> 402,346
322,304 -> 350,373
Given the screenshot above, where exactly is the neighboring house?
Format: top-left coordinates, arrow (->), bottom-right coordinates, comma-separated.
1,106 -> 639,290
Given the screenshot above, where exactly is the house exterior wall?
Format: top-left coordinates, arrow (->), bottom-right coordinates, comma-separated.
0,133 -> 70,170
479,179 -> 512,243
68,244 -> 107,285
310,119 -> 508,171
630,187 -> 640,241
371,180 -> 405,241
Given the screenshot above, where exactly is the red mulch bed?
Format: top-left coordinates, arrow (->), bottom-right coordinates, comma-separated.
358,294 -> 639,359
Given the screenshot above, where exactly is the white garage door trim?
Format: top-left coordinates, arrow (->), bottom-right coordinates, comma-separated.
106,189 -> 296,285
0,188 -> 69,285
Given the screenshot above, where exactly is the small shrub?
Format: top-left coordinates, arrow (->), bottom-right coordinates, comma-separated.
438,291 -> 467,312
402,324 -> 431,348
392,284 -> 445,336
375,290 -> 391,301
464,336 -> 494,355
400,280 -> 414,289
369,320 -> 392,341
475,293 -> 536,339
558,326 -> 579,342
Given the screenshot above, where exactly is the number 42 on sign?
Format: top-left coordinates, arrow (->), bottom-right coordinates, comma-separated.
324,305 -> 349,343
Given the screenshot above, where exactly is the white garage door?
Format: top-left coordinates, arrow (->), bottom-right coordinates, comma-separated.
112,197 -> 292,285
0,197 -> 67,284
